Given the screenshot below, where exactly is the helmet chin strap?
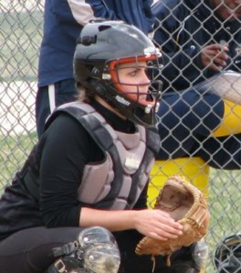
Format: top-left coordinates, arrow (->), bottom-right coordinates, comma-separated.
95,95 -> 127,120
92,80 -> 128,115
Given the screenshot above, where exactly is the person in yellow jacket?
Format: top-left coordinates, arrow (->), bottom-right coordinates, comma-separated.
148,71 -> 241,206
149,0 -> 241,205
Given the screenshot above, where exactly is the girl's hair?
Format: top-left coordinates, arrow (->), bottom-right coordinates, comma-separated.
76,82 -> 95,103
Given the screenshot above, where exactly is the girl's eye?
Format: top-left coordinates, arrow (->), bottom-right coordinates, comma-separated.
129,71 -> 137,76
129,69 -> 141,76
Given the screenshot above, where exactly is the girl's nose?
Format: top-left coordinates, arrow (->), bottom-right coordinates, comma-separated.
142,71 -> 150,84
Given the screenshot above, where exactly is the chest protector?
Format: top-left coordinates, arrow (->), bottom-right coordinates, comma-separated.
17,102 -> 156,210
47,102 -> 160,209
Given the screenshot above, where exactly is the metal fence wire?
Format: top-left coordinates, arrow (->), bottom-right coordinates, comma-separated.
1,1 -> 241,272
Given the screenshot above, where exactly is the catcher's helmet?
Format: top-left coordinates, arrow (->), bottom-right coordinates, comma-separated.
74,20 -> 162,127
214,234 -> 241,273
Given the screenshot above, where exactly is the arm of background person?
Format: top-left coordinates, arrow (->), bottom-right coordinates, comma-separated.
52,0 -> 155,34
89,0 -> 154,34
85,0 -> 118,20
156,89 -> 224,159
50,0 -> 117,26
143,0 -> 155,31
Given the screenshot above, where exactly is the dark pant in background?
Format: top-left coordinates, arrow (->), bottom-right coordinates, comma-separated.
35,79 -> 77,138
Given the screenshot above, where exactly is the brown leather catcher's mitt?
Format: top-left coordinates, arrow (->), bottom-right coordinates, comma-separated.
135,175 -> 210,265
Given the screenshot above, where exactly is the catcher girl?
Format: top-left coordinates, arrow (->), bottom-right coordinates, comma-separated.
0,21 -> 184,273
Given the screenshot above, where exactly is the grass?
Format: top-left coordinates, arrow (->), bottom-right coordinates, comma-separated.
0,132 -> 37,192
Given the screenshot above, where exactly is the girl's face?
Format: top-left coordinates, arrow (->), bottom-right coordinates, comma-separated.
114,61 -> 152,106
212,0 -> 241,21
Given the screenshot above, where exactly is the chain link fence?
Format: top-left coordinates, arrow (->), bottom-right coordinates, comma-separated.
1,0 -> 43,185
1,1 -> 241,272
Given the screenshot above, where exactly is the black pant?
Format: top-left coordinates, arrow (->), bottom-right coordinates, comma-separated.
0,226 -> 82,273
0,227 -> 161,273
0,227 -> 194,273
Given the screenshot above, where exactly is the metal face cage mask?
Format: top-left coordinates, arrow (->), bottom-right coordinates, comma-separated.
101,54 -> 162,127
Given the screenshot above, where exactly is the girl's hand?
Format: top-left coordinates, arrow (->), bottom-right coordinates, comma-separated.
133,209 -> 183,241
